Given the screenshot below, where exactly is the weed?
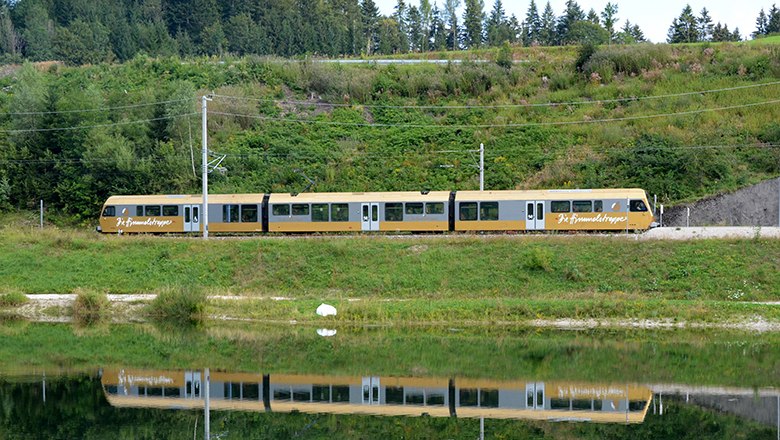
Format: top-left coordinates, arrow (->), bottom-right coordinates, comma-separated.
147,287 -> 208,326
0,291 -> 27,307
523,248 -> 554,272
72,288 -> 109,325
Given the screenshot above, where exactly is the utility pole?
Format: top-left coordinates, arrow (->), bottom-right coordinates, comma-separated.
202,95 -> 212,240
204,368 -> 210,440
479,143 -> 484,191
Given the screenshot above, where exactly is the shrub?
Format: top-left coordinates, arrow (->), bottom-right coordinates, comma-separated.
148,288 -> 208,326
524,248 -> 554,272
0,292 -> 28,307
73,289 -> 109,325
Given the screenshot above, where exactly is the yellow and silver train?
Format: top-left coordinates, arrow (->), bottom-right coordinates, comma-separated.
98,188 -> 655,234
101,368 -> 653,423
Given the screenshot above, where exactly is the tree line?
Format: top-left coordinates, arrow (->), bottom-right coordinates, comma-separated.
0,0 -> 645,65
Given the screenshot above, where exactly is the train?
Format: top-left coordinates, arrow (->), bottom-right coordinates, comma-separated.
97,188 -> 655,234
101,368 -> 653,423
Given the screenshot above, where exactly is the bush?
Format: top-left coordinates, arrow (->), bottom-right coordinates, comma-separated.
0,291 -> 27,307
148,288 -> 208,326
582,44 -> 670,78
524,248 -> 554,272
73,289 -> 109,325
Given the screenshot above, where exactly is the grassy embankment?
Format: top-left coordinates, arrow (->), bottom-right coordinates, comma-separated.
0,221 -> 778,325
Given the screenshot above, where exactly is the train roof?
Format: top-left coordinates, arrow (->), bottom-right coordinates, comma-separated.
103,189 -> 648,206
456,188 -> 647,201
269,191 -> 452,203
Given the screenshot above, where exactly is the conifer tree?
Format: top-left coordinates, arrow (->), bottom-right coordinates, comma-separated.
462,0 -> 485,49
667,4 -> 699,43
755,8 -> 768,37
524,0 -> 541,45
555,0 -> 585,45
601,2 -> 618,43
698,7 -> 713,41
539,1 -> 556,46
443,0 -> 460,50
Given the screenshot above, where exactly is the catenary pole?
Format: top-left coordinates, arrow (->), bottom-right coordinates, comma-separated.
479,143 -> 484,191
202,96 -> 210,239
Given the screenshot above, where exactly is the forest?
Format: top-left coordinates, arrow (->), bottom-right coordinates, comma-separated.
0,0 -> 771,64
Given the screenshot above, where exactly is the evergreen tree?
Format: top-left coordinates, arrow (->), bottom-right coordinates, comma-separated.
394,0 -> 409,52
486,0 -> 511,46
555,0 -> 584,45
768,4 -> 780,34
667,4 -> 699,43
698,7 -> 713,41
224,13 -> 266,55
754,8 -> 768,37
407,5 -> 422,51
430,3 -> 448,50
508,14 -> 521,43
420,0 -> 432,51
524,0 -> 540,45
0,4 -> 20,56
732,27 -> 742,41
377,17 -> 402,53
601,2 -> 618,43
586,8 -> 599,25
461,0 -> 485,49
443,0 -> 460,50
360,0 -> 380,54
539,1 -> 556,46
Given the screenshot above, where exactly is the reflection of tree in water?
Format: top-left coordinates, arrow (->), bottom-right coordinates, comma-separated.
0,375 -> 776,439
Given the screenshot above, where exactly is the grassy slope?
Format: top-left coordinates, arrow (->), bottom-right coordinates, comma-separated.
1,222 -> 779,324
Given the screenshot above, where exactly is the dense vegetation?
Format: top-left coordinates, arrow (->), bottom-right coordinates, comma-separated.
1,41 -> 780,221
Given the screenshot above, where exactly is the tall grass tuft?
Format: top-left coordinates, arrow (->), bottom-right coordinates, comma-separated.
72,289 -> 109,325
0,291 -> 27,307
148,288 -> 208,327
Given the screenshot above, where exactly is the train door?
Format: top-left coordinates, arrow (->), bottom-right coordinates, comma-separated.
184,205 -> 201,232
526,201 -> 545,230
185,371 -> 202,399
361,203 -> 379,231
525,382 -> 545,409
362,377 -> 380,404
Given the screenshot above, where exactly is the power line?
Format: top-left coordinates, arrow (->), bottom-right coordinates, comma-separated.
208,98 -> 780,129
2,98 -> 196,116
0,112 -> 199,134
211,80 -> 780,109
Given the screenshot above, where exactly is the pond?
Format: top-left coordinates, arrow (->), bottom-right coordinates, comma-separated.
1,322 -> 779,439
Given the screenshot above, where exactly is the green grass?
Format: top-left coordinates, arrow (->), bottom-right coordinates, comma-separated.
0,292 -> 27,308
0,228 -> 777,302
146,287 -> 207,327
1,322 -> 780,388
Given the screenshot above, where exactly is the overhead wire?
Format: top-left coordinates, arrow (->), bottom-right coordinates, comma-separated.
0,112 -> 199,134
210,80 -> 780,109
2,97 -> 197,116
207,98 -> 780,129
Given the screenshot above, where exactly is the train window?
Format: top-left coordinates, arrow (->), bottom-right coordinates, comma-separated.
612,202 -> 621,211
460,389 -> 478,406
459,202 -> 477,221
385,203 -> 403,221
136,206 -> 143,216
331,203 -> 349,222
426,202 -> 444,215
386,387 -> 404,404
102,206 -> 115,217
480,202 -> 499,220
272,204 -> 290,216
162,205 -> 179,216
222,204 -> 239,223
273,389 -> 291,401
241,205 -> 258,222
594,200 -> 603,212
292,204 -> 309,216
480,389 -> 499,408
144,205 -> 161,216
312,204 -> 329,222
630,200 -> 648,212
427,393 -> 445,406
312,385 -> 330,402
405,202 -> 423,215
572,201 -> 592,213
551,201 -> 570,213
332,386 -> 350,402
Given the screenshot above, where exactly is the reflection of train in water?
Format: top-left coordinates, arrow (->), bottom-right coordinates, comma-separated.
97,189 -> 655,234
101,369 -> 653,423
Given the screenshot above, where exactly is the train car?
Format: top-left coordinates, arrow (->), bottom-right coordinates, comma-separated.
454,188 -> 654,232
98,188 -> 654,234
268,191 -> 451,233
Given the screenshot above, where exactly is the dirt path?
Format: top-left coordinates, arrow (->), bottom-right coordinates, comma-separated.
8,294 -> 780,332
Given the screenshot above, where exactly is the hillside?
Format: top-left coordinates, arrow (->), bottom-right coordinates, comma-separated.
1,42 -> 779,221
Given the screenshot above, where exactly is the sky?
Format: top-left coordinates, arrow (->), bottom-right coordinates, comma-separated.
373,0 -> 765,43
